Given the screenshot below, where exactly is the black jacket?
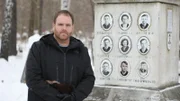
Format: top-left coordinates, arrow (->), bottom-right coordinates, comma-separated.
26,34 -> 95,101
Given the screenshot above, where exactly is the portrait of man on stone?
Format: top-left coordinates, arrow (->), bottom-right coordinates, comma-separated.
101,36 -> 113,53
167,33 -> 172,50
113,94 -> 121,101
119,61 -> 130,77
119,35 -> 131,55
100,59 -> 113,77
138,12 -> 151,30
138,61 -> 149,78
101,13 -> 113,31
137,36 -> 150,55
119,12 -> 132,31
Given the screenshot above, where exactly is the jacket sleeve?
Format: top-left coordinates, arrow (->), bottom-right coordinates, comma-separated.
73,47 -> 95,101
25,42 -> 61,101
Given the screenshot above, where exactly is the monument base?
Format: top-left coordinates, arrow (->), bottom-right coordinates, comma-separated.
84,84 -> 180,101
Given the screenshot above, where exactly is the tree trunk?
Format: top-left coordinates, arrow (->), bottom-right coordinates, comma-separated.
9,0 -> 17,56
28,0 -> 35,37
28,0 -> 43,37
0,0 -> 15,60
38,0 -> 43,34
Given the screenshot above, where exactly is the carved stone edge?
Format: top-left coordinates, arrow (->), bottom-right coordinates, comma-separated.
93,0 -> 180,6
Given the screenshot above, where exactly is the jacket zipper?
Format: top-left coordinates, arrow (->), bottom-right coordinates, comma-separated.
70,65 -> 74,84
58,46 -> 68,83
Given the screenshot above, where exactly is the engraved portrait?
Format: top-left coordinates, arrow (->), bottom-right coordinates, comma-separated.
119,12 -> 132,31
167,33 -> 172,51
138,12 -> 151,30
119,60 -> 130,77
119,35 -> 132,55
100,59 -> 113,77
100,36 -> 113,53
100,13 -> 113,31
137,36 -> 150,55
113,93 -> 122,101
138,60 -> 150,79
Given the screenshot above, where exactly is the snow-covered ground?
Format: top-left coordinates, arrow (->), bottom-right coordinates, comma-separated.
0,33 -> 41,101
0,56 -> 28,101
0,33 -> 180,101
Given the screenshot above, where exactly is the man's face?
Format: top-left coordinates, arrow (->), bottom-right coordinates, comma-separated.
53,14 -> 74,41
103,62 -> 109,72
140,63 -> 148,73
104,39 -> 110,47
121,62 -> 128,71
122,40 -> 128,47
122,15 -> 128,24
141,39 -> 147,49
141,15 -> 148,25
104,15 -> 110,25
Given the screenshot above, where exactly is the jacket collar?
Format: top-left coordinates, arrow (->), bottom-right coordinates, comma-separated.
40,33 -> 84,51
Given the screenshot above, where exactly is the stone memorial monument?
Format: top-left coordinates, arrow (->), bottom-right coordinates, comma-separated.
85,0 -> 180,101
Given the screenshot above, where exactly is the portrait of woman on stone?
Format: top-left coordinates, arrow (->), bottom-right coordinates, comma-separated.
119,61 -> 130,77
138,12 -> 151,30
100,13 -> 113,31
119,35 -> 132,55
100,36 -> 113,53
119,12 -> 132,31
100,59 -> 113,77
137,36 -> 150,55
138,61 -> 150,79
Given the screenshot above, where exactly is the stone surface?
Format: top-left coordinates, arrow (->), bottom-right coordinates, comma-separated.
93,0 -> 180,5
84,85 -> 180,101
93,1 -> 179,89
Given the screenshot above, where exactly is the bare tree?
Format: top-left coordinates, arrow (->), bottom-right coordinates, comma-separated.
0,0 -> 17,60
9,0 -> 17,56
28,0 -> 34,37
28,0 -> 43,37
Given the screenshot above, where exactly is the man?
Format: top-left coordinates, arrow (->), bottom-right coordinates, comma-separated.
140,14 -> 149,29
102,38 -> 111,52
121,38 -> 129,53
139,39 -> 148,53
103,15 -> 111,29
25,10 -> 95,101
120,14 -> 129,29
120,61 -> 128,76
102,62 -> 110,76
139,62 -> 148,77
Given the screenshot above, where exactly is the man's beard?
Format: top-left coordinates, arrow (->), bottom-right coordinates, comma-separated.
60,29 -> 68,34
54,29 -> 71,41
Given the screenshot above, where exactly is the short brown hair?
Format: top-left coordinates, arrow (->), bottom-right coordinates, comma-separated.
53,10 -> 74,24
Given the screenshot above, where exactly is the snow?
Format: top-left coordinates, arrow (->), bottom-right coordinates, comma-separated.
0,33 -> 180,101
27,33 -> 41,49
0,33 -> 41,101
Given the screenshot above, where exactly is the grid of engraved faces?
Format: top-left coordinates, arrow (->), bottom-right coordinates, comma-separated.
100,12 -> 151,79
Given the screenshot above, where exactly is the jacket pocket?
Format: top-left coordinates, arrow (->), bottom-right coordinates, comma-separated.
70,63 -> 85,86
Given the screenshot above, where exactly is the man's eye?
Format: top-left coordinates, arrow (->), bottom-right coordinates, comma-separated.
58,24 -> 63,26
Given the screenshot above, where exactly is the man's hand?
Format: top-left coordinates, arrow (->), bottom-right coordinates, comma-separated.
61,94 -> 75,101
46,80 -> 60,85
46,80 -> 73,94
54,83 -> 73,94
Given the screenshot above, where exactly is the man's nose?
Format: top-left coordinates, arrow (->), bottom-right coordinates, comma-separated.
62,25 -> 67,30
